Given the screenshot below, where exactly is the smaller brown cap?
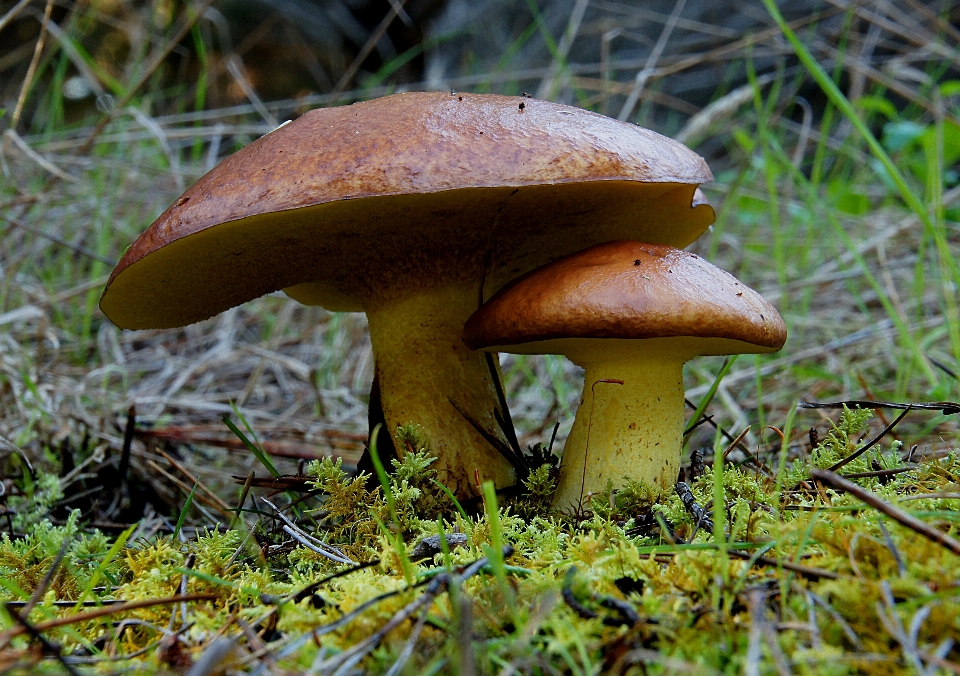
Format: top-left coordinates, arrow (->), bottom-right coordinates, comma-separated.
463,240 -> 786,352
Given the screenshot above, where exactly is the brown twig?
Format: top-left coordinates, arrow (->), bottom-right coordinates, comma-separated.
0,594 -> 218,642
6,599 -> 130,609
230,475 -> 314,491
138,427 -> 357,460
145,459 -> 233,519
651,540 -> 840,581
0,214 -> 116,264
10,0 -> 53,129
0,0 -> 33,32
684,399 -> 754,460
721,426 -> 752,460
329,0 -> 410,98
237,617 -> 277,672
230,471 -> 255,529
726,548 -> 839,581
800,400 -> 959,415
841,466 -> 915,480
810,469 -> 960,557
157,448 -> 232,514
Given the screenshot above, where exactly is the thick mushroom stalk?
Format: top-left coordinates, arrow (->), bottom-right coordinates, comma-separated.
365,283 -> 514,494
555,340 -> 690,507
550,337 -> 767,508
463,241 -> 787,508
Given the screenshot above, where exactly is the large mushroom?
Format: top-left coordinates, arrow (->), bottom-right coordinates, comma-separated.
463,240 -> 786,508
99,93 -> 715,498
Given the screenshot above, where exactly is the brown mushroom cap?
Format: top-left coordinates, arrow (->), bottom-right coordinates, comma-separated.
99,92 -> 714,329
463,240 -> 786,354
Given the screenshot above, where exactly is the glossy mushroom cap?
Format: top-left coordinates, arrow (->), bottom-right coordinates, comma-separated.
464,240 -> 786,356
99,93 -> 714,329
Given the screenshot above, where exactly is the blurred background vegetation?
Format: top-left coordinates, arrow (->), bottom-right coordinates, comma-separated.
0,0 -> 958,523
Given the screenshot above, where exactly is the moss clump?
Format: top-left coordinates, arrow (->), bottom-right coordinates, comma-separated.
2,409 -> 960,675
810,404 -> 873,469
302,439 -> 453,566
9,471 -> 63,531
0,511 -> 98,600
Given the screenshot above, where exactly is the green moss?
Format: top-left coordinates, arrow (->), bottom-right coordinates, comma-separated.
9,471 -> 63,531
3,409 -> 960,674
810,405 -> 873,469
589,478 -> 657,522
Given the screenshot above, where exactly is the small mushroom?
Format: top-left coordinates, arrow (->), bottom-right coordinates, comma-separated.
463,240 -> 786,508
99,93 -> 715,499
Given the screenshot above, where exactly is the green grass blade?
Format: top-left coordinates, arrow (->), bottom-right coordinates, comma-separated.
367,423 -> 397,525
367,424 -> 414,583
76,523 -> 136,607
761,0 -> 925,227
222,410 -> 279,478
173,479 -> 199,541
684,356 -> 738,436
759,128 -> 940,385
480,481 -> 507,587
762,0 -> 960,318
712,426 -> 729,588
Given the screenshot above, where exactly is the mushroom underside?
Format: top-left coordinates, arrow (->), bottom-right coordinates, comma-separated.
101,185 -> 714,499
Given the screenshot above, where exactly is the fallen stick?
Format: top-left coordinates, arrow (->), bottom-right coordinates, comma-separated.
810,469 -> 960,556
0,594 -> 218,642
726,548 -> 839,580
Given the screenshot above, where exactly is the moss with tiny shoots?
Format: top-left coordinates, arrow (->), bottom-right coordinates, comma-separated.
1,408 -> 958,674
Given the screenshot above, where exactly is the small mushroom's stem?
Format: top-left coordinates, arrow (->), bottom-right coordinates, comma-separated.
553,341 -> 691,510
366,284 -> 515,498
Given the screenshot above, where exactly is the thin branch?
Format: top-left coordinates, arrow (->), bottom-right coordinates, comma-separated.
617,0 -> 686,121
76,0 -> 217,155
811,469 -> 960,557
726,548 -> 839,581
10,0 -> 53,129
0,594 -> 217,642
0,213 -> 116,264
800,400 -> 959,415
0,0 -> 32,32
262,498 -> 356,565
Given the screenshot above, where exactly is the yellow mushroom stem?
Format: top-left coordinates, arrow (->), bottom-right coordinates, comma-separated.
548,337 -> 758,510
365,283 -> 515,498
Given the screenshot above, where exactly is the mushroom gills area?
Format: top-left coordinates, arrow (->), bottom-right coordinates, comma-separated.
365,284 -> 515,498
553,340 -> 692,509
